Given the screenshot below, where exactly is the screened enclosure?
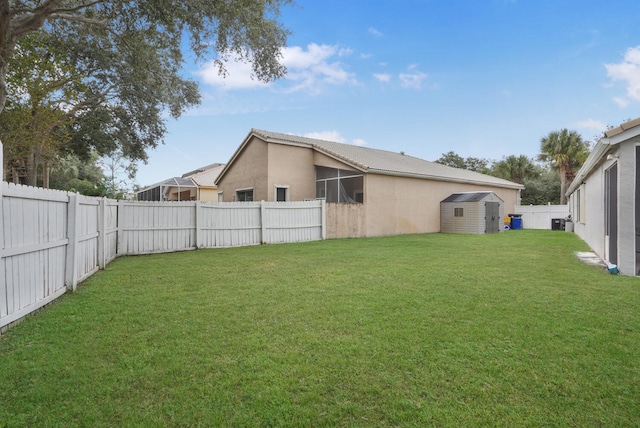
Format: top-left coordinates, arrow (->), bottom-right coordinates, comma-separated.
315,166 -> 364,203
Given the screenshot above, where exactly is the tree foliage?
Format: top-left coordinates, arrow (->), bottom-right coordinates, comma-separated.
520,168 -> 561,205
539,129 -> 590,205
435,151 -> 490,173
491,155 -> 538,184
48,152 -> 106,196
0,0 -> 291,185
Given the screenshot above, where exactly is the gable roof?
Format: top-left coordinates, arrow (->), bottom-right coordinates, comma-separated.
182,162 -> 225,178
441,191 -> 503,203
183,163 -> 225,187
217,129 -> 523,190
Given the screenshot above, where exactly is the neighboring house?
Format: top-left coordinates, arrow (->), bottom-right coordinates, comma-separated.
215,129 -> 523,238
566,116 -> 640,276
182,163 -> 225,202
136,163 -> 225,202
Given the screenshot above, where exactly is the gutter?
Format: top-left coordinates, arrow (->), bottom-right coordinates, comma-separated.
367,168 -> 525,190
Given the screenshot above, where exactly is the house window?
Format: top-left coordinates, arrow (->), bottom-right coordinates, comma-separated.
575,188 -> 581,223
275,186 -> 288,202
315,166 -> 364,203
236,188 -> 254,202
217,192 -> 224,202
454,207 -> 464,217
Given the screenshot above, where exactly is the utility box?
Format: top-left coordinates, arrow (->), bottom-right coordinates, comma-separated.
551,218 -> 566,231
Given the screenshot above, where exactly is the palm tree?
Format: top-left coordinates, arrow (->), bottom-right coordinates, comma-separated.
492,155 -> 538,184
539,129 -> 590,204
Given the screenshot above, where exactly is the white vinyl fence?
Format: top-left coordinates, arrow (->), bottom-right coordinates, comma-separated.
513,204 -> 570,229
0,181 -> 325,330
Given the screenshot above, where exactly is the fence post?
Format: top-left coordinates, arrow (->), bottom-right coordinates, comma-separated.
97,197 -> 106,269
0,142 -> 5,317
260,200 -> 267,244
117,199 -> 125,256
195,201 -> 201,249
65,193 -> 80,291
321,199 -> 326,240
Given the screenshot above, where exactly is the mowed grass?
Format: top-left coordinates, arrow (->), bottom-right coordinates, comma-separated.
1,231 -> 639,427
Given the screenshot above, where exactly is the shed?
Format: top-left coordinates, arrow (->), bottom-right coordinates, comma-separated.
440,192 -> 504,234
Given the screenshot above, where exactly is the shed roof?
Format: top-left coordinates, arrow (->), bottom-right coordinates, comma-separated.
217,129 -> 523,190
441,192 -> 501,203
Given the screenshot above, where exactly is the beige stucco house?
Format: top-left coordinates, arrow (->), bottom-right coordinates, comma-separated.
215,129 -> 523,238
566,117 -> 640,276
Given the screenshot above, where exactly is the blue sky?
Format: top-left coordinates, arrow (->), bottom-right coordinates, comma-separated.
135,0 -> 640,187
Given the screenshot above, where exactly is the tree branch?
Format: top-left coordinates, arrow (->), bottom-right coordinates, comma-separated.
47,13 -> 107,27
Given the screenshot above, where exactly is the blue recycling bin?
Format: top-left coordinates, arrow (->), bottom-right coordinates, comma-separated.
508,214 -> 523,230
511,217 -> 522,230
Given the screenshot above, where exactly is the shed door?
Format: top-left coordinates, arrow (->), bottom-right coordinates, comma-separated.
485,202 -> 500,234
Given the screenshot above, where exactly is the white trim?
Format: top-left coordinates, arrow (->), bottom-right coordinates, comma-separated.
274,185 -> 289,202
235,187 -> 254,202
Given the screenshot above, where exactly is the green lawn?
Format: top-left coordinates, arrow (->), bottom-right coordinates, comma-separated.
1,231 -> 639,427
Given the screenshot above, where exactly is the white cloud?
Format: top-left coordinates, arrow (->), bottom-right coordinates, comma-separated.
281,43 -> 357,93
304,131 -> 347,143
613,97 -> 629,108
572,118 -> 607,132
605,45 -> 640,105
304,131 -> 367,146
196,43 -> 356,93
399,71 -> 429,89
368,27 -> 383,37
373,73 -> 392,83
352,138 -> 368,147
196,56 -> 270,90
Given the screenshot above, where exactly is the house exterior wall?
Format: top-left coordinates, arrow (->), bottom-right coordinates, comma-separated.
571,163 -> 606,261
362,174 -> 517,236
217,136 -> 269,201
570,144 -> 635,272
217,138 -> 317,202
326,203 -> 366,238
197,187 -> 219,202
617,142 -> 636,274
266,143 -> 315,201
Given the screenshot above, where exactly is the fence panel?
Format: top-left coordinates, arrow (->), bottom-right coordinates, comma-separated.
200,202 -> 262,248
76,195 -> 100,283
118,201 -> 197,255
513,205 -> 570,229
0,183 -> 69,328
262,201 -> 324,243
104,199 -> 118,263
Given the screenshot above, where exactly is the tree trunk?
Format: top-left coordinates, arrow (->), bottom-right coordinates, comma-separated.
0,0 -> 12,114
559,164 -> 567,205
43,163 -> 50,188
25,151 -> 37,187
